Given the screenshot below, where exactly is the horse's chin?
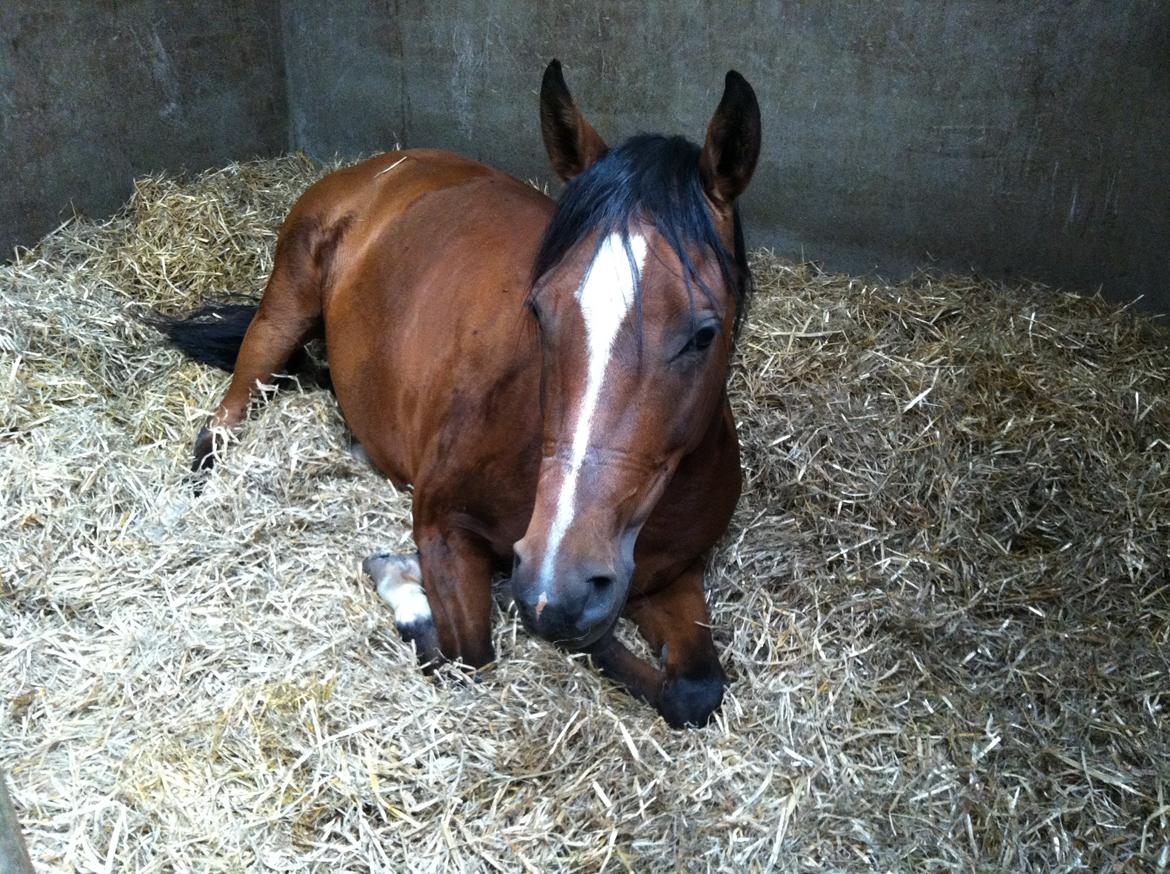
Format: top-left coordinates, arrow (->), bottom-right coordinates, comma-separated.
556,612 -> 623,652
514,603 -> 620,652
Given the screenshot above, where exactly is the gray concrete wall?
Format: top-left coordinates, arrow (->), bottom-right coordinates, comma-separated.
3,1 -> 1168,313
0,1 -> 287,257
281,0 -> 1170,313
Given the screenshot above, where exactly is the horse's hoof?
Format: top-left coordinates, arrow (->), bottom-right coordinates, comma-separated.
191,426 -> 218,473
658,669 -> 725,729
398,617 -> 445,672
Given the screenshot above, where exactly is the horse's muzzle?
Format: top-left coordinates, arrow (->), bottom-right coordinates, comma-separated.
510,557 -> 625,650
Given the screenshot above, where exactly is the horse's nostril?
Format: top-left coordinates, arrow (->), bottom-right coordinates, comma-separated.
587,575 -> 614,590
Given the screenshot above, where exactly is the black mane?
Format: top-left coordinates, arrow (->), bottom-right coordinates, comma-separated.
532,134 -> 752,337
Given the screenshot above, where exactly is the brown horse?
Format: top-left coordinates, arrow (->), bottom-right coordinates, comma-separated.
158,61 -> 760,727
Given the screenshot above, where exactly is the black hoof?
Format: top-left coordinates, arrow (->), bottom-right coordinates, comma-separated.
658,669 -> 726,729
192,426 -> 219,473
396,618 -> 444,671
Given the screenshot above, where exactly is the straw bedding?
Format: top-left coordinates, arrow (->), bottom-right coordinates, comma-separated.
1,156 -> 1167,872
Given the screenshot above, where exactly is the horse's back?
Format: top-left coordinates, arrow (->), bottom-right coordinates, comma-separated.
286,149 -> 530,245
305,150 -> 552,523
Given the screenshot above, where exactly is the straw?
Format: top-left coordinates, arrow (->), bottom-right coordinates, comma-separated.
1,156 -> 1167,871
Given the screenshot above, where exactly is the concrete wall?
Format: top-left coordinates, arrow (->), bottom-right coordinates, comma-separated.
281,0 -> 1170,313
3,1 -> 1168,312
0,1 -> 287,257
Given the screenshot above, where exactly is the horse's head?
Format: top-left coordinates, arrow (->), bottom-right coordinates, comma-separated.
511,61 -> 761,649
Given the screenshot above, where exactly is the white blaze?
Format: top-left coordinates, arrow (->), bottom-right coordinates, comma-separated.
539,232 -> 647,586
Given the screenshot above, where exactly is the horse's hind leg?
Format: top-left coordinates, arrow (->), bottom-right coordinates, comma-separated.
194,221 -> 328,471
591,560 -> 726,728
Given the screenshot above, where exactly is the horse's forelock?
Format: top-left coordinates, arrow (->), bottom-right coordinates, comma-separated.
531,134 -> 751,339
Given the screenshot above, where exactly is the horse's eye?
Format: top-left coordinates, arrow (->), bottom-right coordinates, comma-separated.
692,325 -> 717,352
675,323 -> 719,360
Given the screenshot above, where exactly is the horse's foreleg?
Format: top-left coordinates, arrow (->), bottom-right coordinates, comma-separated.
415,527 -> 497,668
593,560 -> 726,728
366,527 -> 496,670
363,551 -> 443,667
587,635 -> 667,708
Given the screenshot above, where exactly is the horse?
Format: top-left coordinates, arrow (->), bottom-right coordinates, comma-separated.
157,60 -> 760,728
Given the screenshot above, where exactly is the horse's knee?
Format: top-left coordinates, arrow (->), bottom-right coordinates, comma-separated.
456,636 -> 495,670
658,667 -> 726,729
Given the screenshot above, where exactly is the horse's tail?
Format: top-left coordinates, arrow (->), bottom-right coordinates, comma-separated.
148,302 -> 331,389
150,302 -> 257,372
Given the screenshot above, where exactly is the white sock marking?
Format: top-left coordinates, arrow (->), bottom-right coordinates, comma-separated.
380,579 -> 431,626
539,232 -> 647,585
368,554 -> 432,625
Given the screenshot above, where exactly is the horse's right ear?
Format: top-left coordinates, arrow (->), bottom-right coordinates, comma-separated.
540,59 -> 608,182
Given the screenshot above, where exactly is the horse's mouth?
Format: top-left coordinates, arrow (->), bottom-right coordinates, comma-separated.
553,619 -> 617,652
512,595 -> 622,652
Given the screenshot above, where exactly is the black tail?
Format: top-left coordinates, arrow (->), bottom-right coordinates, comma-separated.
149,303 -> 330,389
150,303 -> 258,372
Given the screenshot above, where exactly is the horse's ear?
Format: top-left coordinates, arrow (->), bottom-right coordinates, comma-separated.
699,71 -> 761,213
540,59 -> 608,182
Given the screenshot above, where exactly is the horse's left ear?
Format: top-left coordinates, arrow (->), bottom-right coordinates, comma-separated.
540,59 -> 609,182
699,71 -> 761,213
